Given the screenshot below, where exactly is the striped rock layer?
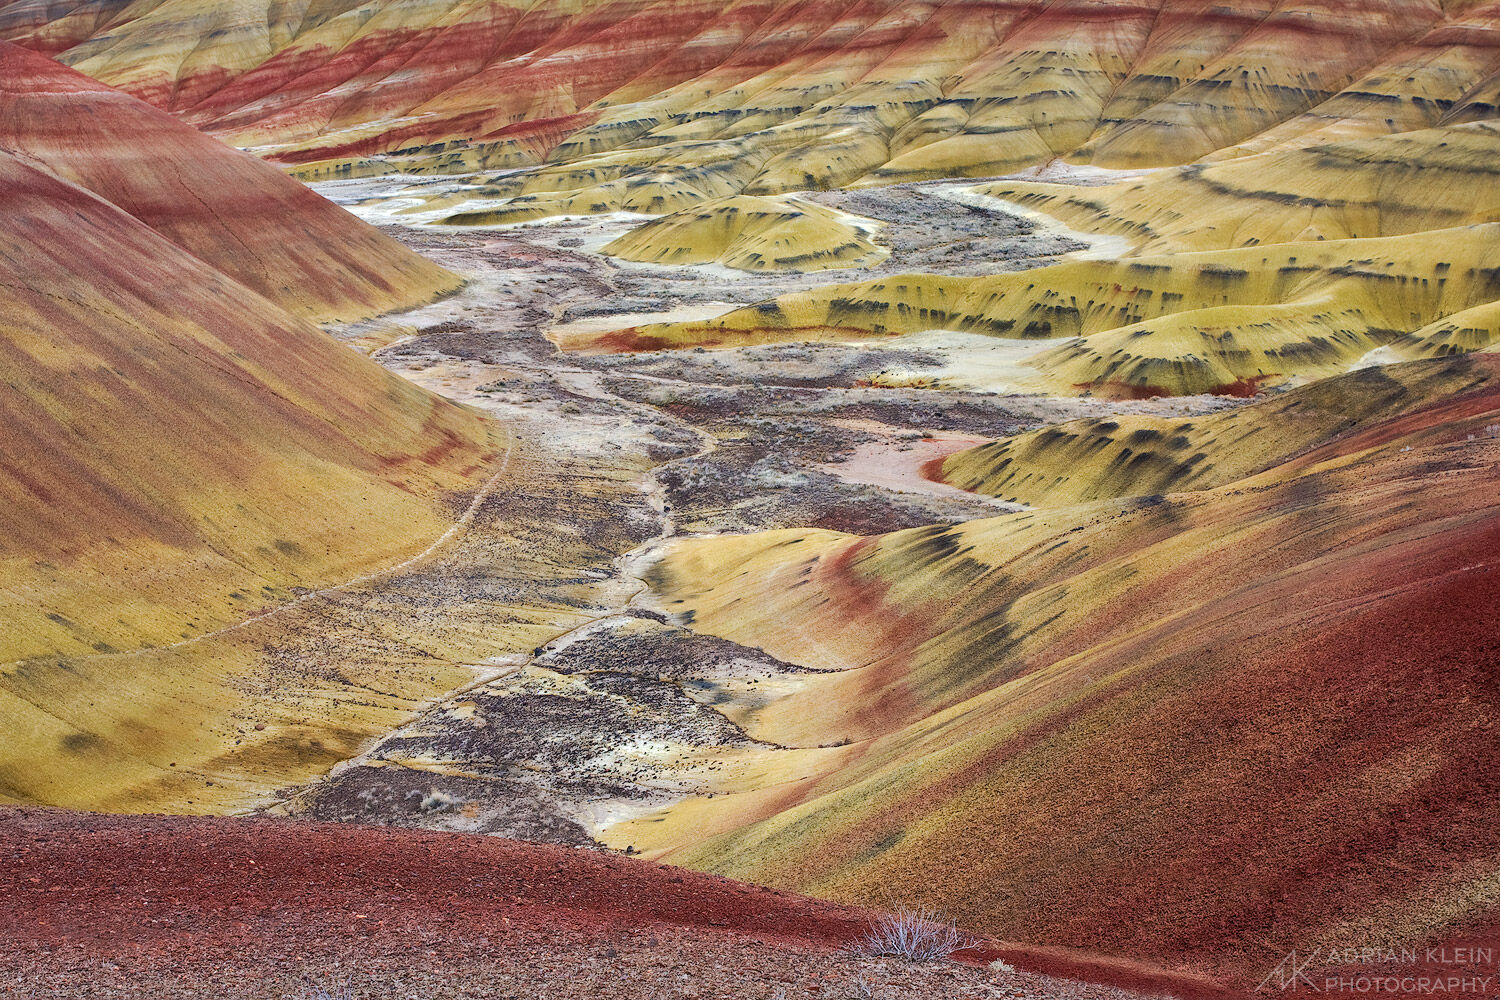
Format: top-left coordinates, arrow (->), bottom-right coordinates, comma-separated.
10,0 -> 1500,392
3,2 -> 1500,989
637,353 -> 1500,987
0,42 -> 459,321
0,44 -> 511,809
575,121 -> 1500,394
1,0 -> 1497,188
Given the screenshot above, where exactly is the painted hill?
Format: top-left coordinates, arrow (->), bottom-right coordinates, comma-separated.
0,145 -> 501,663
937,359 -> 1489,504
5,6 -> 1500,991
630,353 -> 1500,987
981,123 -> 1500,255
9,0 -> 1500,370
572,119 -> 1500,396
0,47 -> 512,809
598,195 -> 887,272
4,0 -> 1499,198
1,807 -> 1215,998
533,114 -> 1496,393
0,42 -> 459,322
562,224 -> 1500,395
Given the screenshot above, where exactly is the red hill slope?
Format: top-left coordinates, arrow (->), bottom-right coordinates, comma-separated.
0,808 -> 1186,999
0,147 -> 501,665
0,42 -> 458,321
0,45 -> 507,801
6,0 -> 1500,186
640,355 -> 1500,989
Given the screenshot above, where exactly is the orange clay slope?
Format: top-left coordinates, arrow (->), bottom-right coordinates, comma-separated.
4,0 -> 1500,195
0,43 -> 458,322
632,353 -> 1500,989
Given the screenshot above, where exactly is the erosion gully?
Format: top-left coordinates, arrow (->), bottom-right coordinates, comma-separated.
262,175 -> 1237,852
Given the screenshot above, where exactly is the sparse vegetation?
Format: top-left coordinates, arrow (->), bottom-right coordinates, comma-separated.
417,788 -> 463,813
854,906 -> 980,962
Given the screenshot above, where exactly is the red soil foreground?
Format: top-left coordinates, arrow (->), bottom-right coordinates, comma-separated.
0,808 -> 1184,1000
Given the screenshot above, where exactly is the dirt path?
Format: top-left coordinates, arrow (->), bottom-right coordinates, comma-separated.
0,441 -> 517,676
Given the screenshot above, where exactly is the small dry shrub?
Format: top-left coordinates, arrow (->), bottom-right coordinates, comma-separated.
854,906 -> 979,962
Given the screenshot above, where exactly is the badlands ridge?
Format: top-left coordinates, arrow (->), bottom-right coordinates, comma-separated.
1,0 -> 1499,995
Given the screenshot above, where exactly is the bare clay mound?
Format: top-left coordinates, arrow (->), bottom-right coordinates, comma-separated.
1,809 -> 1216,1000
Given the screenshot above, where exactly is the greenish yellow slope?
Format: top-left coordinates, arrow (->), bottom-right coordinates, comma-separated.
600,195 -> 884,272
939,358 -> 1489,505
979,123 -> 1500,254
568,226 -> 1500,395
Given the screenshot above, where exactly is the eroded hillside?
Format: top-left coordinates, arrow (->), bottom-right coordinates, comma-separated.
0,48 -> 519,808
14,0 -> 1500,398
2,2 -> 1499,993
636,354 -> 1500,984
9,0 -> 1500,190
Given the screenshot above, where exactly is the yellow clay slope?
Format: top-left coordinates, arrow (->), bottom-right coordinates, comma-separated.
938,358 -> 1490,504
600,196 -> 885,272
978,123 -> 1500,255
567,226 -> 1500,396
626,354 -> 1500,987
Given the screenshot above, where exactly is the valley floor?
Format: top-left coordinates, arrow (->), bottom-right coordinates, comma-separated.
12,170 -> 1497,1000
276,178 -> 1239,854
